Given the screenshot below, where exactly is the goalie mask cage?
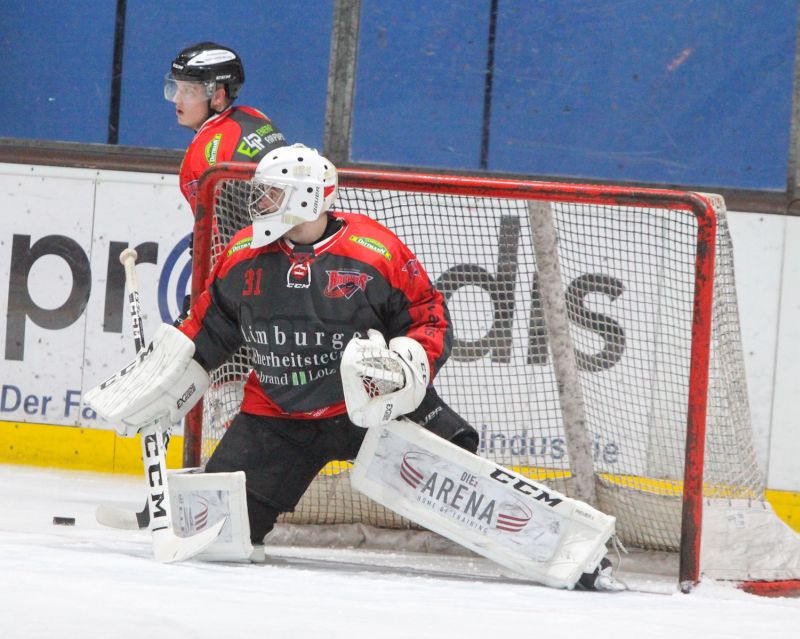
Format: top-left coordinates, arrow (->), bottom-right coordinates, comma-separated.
187,163 -> 800,594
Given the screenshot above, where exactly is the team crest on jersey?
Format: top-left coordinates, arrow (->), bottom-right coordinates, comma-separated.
324,269 -> 373,299
287,252 -> 314,289
205,134 -> 223,164
287,260 -> 312,289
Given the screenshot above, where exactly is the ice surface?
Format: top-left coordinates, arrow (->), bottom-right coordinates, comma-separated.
0,464 -> 797,639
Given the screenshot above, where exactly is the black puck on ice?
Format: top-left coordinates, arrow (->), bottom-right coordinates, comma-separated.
53,516 -> 75,526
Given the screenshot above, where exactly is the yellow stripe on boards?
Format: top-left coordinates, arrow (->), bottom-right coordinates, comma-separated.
3,420 -> 799,533
0,420 -> 183,474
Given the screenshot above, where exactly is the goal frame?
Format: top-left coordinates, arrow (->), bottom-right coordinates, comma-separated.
185,162 -> 716,589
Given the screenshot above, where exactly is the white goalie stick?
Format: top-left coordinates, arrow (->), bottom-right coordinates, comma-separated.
94,464 -> 172,530
96,247 -> 224,561
95,388 -> 237,530
94,247 -> 163,530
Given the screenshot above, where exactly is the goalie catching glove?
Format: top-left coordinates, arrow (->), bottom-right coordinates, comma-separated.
85,324 -> 209,437
341,329 -> 430,427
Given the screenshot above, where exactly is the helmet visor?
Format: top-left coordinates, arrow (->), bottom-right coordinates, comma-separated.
164,74 -> 216,103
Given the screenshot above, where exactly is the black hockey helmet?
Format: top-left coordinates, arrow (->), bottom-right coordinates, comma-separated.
167,42 -> 245,99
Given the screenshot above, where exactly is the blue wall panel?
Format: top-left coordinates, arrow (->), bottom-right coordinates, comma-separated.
351,1 -> 491,169
119,1 -> 333,151
489,0 -> 798,189
0,1 -> 797,191
0,2 -> 117,143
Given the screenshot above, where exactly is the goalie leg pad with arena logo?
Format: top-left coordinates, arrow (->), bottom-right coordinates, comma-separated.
168,470 -> 254,562
351,418 -> 615,589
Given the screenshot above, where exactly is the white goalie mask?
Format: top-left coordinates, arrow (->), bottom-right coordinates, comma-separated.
248,144 -> 338,248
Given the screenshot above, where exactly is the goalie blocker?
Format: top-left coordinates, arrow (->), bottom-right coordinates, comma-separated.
352,418 -> 615,589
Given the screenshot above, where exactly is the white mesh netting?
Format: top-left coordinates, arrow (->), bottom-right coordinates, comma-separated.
193,173 -> 763,556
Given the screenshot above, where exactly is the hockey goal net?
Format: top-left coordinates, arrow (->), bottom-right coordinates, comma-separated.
186,163 -> 800,591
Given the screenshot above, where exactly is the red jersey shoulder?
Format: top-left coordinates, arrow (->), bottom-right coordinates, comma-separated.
233,105 -> 269,120
194,110 -> 245,164
213,226 -> 279,280
187,107 -> 269,164
179,107 -> 274,208
334,213 -> 431,284
179,111 -> 232,201
335,213 -> 410,263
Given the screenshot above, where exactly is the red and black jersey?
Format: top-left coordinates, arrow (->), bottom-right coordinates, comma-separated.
178,212 -> 452,420
179,105 -> 286,213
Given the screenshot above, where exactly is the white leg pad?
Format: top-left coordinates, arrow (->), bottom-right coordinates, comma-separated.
169,471 -> 254,562
351,418 -> 615,589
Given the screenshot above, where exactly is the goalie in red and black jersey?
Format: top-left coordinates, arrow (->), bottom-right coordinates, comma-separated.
86,144 -> 619,590
176,144 -> 479,543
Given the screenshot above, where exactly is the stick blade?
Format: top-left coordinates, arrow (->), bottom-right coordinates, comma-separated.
152,517 -> 227,563
95,503 -> 150,530
95,504 -> 142,530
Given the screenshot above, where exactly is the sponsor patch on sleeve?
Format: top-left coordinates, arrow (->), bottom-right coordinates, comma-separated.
204,134 -> 223,164
226,236 -> 253,256
348,235 -> 392,260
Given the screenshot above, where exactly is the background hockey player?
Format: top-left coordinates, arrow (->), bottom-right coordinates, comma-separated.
166,41 -> 288,318
165,41 -> 288,215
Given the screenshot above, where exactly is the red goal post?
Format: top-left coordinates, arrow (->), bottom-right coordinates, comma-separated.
185,162 -> 800,594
